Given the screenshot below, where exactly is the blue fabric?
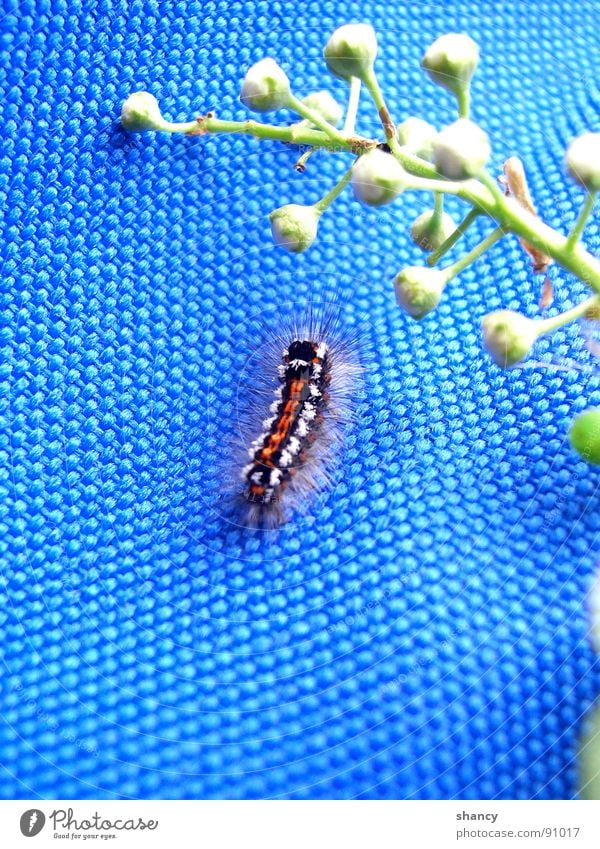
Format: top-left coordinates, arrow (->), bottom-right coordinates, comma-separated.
1,0 -> 600,800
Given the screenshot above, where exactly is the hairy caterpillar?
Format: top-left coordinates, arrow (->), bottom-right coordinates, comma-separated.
225,305 -> 365,529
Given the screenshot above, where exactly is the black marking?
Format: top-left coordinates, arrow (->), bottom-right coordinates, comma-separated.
243,338 -> 330,506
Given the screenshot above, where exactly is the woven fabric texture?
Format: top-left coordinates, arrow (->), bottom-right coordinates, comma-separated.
1,0 -> 600,800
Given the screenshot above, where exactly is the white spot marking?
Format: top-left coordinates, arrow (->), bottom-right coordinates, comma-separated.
280,449 -> 293,467
296,418 -> 309,438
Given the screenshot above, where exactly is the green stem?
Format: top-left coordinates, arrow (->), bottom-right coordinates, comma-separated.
294,147 -> 317,172
449,177 -> 600,295
165,115 -> 358,151
314,164 -> 354,213
457,85 -> 471,119
406,175 -> 467,195
285,92 -> 349,146
566,191 -> 597,251
431,191 -> 444,225
536,294 -> 599,336
137,108 -> 600,297
343,77 -> 362,135
427,207 -> 481,266
362,67 -> 396,142
478,169 -> 507,210
443,226 -> 505,282
362,67 -> 446,182
158,119 -> 208,133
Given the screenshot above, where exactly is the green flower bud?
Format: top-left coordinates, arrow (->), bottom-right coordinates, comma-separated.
565,132 -> 600,192
481,310 -> 538,368
578,701 -> 600,800
394,266 -> 447,319
121,91 -> 166,132
269,204 -> 320,253
433,118 -> 491,179
569,408 -> 600,465
396,117 -> 438,161
299,91 -> 344,127
351,149 -> 407,207
421,33 -> 480,97
323,23 -> 378,82
240,58 -> 291,113
410,209 -> 456,252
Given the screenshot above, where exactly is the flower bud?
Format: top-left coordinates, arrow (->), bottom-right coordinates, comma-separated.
578,701 -> 600,800
396,117 -> 438,161
433,118 -> 491,179
410,209 -> 456,252
569,408 -> 600,465
269,204 -> 320,253
421,33 -> 479,97
565,132 -> 600,192
393,267 -> 446,319
323,23 -> 377,82
300,91 -> 343,127
481,310 -> 538,368
351,149 -> 407,207
240,58 -> 291,112
121,91 -> 166,131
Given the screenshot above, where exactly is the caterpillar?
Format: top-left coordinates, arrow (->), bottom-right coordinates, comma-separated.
230,305 -> 364,529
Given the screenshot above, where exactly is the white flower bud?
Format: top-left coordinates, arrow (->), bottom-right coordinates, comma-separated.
121,91 -> 166,131
393,267 -> 447,319
323,23 -> 377,82
396,117 -> 438,161
422,33 -> 479,97
240,58 -> 291,113
351,149 -> 407,207
433,118 -> 491,179
565,132 -> 600,192
482,310 -> 538,368
410,209 -> 456,252
269,204 -> 320,253
299,91 -> 344,127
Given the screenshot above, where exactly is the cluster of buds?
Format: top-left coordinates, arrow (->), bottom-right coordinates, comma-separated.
121,23 -> 600,466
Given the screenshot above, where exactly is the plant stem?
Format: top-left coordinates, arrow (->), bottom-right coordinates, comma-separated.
457,86 -> 471,119
135,110 -> 600,296
285,92 -> 349,146
536,294 -> 600,336
453,181 -> 600,294
343,77 -> 362,135
314,164 -> 354,213
180,115 -> 360,151
478,169 -> 507,209
406,175 -> 466,195
294,147 -> 317,172
443,226 -> 505,282
432,191 -> 444,224
566,191 -> 597,251
362,67 -> 396,141
427,207 -> 481,266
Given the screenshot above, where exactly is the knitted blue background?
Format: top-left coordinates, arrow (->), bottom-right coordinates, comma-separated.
1,0 -> 600,800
